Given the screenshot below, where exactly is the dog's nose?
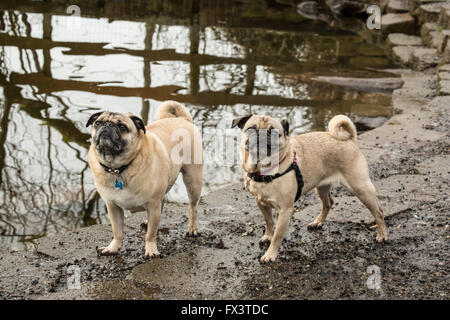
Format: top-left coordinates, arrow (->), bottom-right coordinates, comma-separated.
106,122 -> 114,127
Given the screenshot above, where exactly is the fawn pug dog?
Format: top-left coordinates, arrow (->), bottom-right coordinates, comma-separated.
232,114 -> 388,262
87,101 -> 203,258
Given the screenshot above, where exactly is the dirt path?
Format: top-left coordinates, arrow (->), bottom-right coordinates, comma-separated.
0,71 -> 448,300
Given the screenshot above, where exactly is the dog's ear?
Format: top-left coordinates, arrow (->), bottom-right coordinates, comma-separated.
231,115 -> 253,129
130,115 -> 146,134
281,119 -> 289,136
86,111 -> 104,127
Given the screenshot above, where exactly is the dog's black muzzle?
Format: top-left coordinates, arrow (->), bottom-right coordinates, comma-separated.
94,122 -> 125,156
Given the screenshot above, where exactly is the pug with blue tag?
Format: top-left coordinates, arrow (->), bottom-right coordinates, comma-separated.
87,101 -> 203,258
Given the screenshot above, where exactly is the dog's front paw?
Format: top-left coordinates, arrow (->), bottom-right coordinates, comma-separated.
307,221 -> 323,231
97,239 -> 121,255
376,232 -> 388,243
144,242 -> 160,259
259,235 -> 272,245
260,250 -> 278,263
186,226 -> 200,237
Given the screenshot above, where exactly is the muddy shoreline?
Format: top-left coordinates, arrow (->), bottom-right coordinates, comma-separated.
0,68 -> 448,299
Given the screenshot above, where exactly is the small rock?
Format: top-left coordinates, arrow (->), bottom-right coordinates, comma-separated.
411,47 -> 440,70
387,0 -> 409,13
386,33 -> 422,50
439,6 -> 450,29
424,31 -> 441,49
438,71 -> 450,81
381,13 -> 415,36
311,76 -> 403,92
421,22 -> 439,47
391,46 -> 414,66
354,116 -> 388,132
439,79 -> 450,95
443,41 -> 450,63
409,0 -> 442,15
438,30 -> 450,53
418,2 -> 449,24
242,227 -> 254,236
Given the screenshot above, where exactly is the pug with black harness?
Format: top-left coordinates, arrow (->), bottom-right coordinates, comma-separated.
232,114 -> 388,262
86,101 -> 203,258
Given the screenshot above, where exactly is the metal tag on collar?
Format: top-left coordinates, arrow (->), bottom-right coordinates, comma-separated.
106,167 -> 119,174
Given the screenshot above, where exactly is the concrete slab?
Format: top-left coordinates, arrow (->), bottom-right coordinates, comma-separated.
386,33 -> 422,49
411,47 -> 441,70
381,13 -> 416,36
391,45 -> 413,66
418,2 -> 449,24
387,0 -> 410,13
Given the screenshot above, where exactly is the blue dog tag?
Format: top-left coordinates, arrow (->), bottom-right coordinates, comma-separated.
115,179 -> 124,190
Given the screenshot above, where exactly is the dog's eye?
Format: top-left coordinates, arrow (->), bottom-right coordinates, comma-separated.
94,120 -> 102,126
118,124 -> 128,132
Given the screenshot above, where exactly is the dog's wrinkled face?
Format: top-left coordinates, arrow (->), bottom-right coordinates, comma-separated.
86,111 -> 146,158
232,114 -> 289,173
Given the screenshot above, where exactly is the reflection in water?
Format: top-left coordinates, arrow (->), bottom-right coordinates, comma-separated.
0,1 -> 394,249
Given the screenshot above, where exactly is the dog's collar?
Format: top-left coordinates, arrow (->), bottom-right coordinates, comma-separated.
247,152 -> 304,202
99,159 -> 134,175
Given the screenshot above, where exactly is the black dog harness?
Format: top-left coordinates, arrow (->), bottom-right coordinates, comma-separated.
248,152 -> 304,202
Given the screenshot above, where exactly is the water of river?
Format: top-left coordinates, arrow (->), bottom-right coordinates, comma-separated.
0,0 -> 396,249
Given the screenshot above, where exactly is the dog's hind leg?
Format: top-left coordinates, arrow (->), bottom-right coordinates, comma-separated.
182,164 -> 203,236
161,195 -> 167,214
140,195 -> 166,229
307,184 -> 333,230
344,175 -> 388,243
145,199 -> 162,258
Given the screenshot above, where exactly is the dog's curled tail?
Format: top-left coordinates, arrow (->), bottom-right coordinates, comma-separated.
157,100 -> 193,123
328,115 -> 357,142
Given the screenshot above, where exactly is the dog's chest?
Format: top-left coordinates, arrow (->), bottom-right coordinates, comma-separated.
113,189 -> 147,211
245,178 -> 259,196
98,180 -> 147,211
245,178 -> 277,205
